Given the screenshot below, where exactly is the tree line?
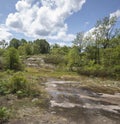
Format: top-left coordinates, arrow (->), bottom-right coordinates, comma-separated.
0,16 -> 120,79
69,16 -> 120,79
0,39 -> 50,70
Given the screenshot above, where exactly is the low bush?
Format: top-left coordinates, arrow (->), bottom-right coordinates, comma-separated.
0,80 -> 10,95
9,72 -> 28,94
0,107 -> 10,123
9,72 -> 41,98
112,65 -> 120,79
0,49 -> 5,56
0,72 -> 46,98
0,57 -> 4,70
44,54 -> 65,65
77,64 -> 120,79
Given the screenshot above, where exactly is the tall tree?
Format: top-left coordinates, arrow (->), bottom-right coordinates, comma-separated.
91,16 -> 117,64
33,39 -> 50,54
72,32 -> 84,52
94,16 -> 117,49
20,39 -> 27,45
9,38 -> 21,49
0,40 -> 8,48
67,47 -> 80,70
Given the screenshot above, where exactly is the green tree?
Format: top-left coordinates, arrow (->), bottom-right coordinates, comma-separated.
33,39 -> 50,54
67,47 -> 80,70
18,41 -> 33,56
0,40 -> 8,49
85,45 -> 97,63
18,45 -> 26,56
20,39 -> 27,45
4,47 -> 22,70
89,16 -> 117,64
51,45 -> 70,56
9,38 -> 21,49
110,35 -> 120,48
72,32 -> 84,52
24,43 -> 33,55
94,16 -> 117,49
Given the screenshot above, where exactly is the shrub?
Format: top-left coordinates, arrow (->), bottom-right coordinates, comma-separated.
0,80 -> 10,95
112,65 -> 120,79
4,47 -> 23,71
0,48 -> 5,56
0,57 -> 4,70
44,55 -> 65,65
0,107 -> 10,123
9,72 -> 28,93
9,72 -> 41,98
77,64 -> 120,79
0,72 -> 44,98
77,64 -> 107,77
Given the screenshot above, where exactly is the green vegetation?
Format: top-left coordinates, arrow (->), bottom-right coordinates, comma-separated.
34,39 -> 50,54
44,54 -> 65,65
9,72 -> 29,97
69,16 -> 120,79
0,15 -> 120,122
0,107 -> 10,123
0,16 -> 120,79
4,47 -> 23,70
0,72 -> 43,98
0,80 -> 10,95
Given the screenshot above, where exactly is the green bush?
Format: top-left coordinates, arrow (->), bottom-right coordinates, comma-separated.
77,64 -> 120,79
0,80 -> 10,95
112,65 -> 120,79
0,48 -> 5,56
4,47 -> 23,71
44,55 -> 65,65
77,64 -> 109,77
9,72 -> 28,94
0,57 -> 4,70
9,72 -> 41,98
0,72 -> 43,98
0,107 -> 10,123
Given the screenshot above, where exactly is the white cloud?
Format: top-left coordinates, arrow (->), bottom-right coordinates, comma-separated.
15,0 -> 31,11
0,25 -> 13,42
110,9 -> 120,19
84,9 -> 120,41
6,0 -> 86,41
48,31 -> 75,41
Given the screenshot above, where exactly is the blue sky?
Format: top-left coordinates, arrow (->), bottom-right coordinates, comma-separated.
0,0 -> 120,45
66,0 -> 120,33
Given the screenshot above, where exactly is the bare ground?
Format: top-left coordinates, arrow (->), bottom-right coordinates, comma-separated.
2,79 -> 120,124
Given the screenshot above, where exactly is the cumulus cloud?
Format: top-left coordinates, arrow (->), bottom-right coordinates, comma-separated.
48,31 -> 75,41
110,9 -> 120,19
6,0 -> 86,41
0,25 -> 13,42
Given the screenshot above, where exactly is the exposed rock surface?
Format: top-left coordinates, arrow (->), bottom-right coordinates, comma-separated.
7,79 -> 120,124
25,56 -> 55,69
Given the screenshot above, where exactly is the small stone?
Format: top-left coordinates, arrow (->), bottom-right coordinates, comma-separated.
51,111 -> 56,114
32,98 -> 39,102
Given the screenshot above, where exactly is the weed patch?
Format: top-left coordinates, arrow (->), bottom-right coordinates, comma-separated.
0,107 -> 10,123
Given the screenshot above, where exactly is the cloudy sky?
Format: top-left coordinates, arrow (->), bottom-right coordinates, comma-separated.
0,0 -> 120,45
